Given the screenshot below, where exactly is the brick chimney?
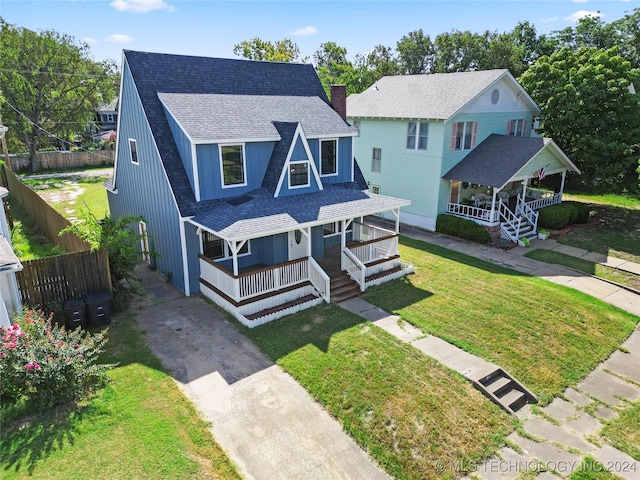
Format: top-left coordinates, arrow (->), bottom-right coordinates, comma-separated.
330,84 -> 347,121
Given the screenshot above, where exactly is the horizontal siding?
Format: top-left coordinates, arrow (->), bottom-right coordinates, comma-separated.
351,118 -> 444,222
463,77 -> 538,115
108,61 -> 187,293
514,148 -> 565,180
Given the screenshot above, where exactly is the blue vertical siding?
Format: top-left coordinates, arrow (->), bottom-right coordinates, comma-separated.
163,106 -> 194,192
309,136 -> 353,185
197,142 -> 275,200
184,222 -> 201,294
108,61 -> 187,293
213,233 -> 288,271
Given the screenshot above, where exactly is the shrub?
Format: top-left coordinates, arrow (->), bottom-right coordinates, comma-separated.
0,310 -> 113,410
436,214 -> 491,244
538,202 -> 591,230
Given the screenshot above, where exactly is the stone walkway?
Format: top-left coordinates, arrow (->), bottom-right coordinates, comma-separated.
344,219 -> 640,478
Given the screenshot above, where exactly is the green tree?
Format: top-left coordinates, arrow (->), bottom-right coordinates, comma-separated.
432,30 -> 486,73
520,47 -> 640,190
233,37 -> 300,62
396,29 -> 433,74
0,19 -> 118,171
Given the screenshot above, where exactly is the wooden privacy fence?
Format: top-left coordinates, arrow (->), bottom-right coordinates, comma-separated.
8,150 -> 114,172
16,249 -> 112,306
4,168 -> 90,252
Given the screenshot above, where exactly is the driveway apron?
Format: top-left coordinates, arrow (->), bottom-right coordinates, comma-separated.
132,265 -> 388,480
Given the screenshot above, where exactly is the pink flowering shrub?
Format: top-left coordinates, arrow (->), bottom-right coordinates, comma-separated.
0,310 -> 113,409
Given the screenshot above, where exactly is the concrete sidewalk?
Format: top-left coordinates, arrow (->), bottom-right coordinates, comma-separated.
132,265 -> 388,480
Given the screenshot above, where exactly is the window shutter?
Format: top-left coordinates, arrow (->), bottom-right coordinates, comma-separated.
450,123 -> 458,150
506,120 -> 512,135
471,122 -> 478,148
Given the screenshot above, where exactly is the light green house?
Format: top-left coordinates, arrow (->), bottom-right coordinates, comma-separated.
347,69 -> 580,242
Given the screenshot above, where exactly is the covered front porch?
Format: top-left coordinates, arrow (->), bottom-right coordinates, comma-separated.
191,189 -> 412,326
443,135 -> 580,243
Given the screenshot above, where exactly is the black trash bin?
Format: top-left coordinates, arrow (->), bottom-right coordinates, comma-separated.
83,291 -> 112,326
63,298 -> 86,330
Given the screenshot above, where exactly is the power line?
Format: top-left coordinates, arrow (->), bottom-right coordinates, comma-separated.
2,100 -> 115,161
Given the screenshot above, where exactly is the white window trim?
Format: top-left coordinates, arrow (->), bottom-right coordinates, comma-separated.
371,147 -> 382,174
319,138 -> 339,177
454,122 -> 474,151
201,231 -> 252,262
219,143 -> 248,189
323,221 -> 352,237
129,138 -> 139,165
288,160 -> 310,189
509,119 -> 526,137
371,185 -> 381,195
406,122 -> 428,151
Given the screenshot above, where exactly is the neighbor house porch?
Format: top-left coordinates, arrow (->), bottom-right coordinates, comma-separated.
443,135 -> 580,243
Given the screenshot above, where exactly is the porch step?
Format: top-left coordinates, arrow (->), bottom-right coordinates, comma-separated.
330,273 -> 360,303
471,368 -> 537,415
500,222 -> 538,242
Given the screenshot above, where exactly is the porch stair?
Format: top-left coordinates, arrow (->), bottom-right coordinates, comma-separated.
500,221 -> 538,243
470,367 -> 538,415
330,272 -> 361,303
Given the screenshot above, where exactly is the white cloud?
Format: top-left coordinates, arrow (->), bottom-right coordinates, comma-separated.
572,0 -> 588,4
540,16 -> 558,23
292,26 -> 318,37
565,10 -> 602,23
83,37 -> 98,45
110,0 -> 175,13
106,34 -> 135,43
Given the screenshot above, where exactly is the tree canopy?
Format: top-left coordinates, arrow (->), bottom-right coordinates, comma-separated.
0,19 -> 118,170
232,37 -> 300,62
520,47 -> 640,189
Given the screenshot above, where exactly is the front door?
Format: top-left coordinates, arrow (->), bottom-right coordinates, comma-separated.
288,229 -> 307,260
450,180 -> 460,204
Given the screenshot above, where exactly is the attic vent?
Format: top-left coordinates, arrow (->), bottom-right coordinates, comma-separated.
227,195 -> 253,206
491,88 -> 500,105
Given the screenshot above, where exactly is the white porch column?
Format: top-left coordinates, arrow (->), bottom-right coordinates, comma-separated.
490,190 -> 497,222
521,179 -> 528,204
392,208 -> 400,233
559,170 -> 567,201
230,240 -> 239,276
306,227 -> 312,257
340,220 -> 347,270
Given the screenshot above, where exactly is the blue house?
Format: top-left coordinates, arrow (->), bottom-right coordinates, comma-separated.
106,50 -> 412,326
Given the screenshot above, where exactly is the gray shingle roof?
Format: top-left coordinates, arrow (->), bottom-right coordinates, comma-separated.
0,236 -> 22,272
191,185 -> 410,240
123,50 -> 331,217
442,134 -> 554,187
262,122 -> 297,194
159,93 -> 355,141
347,70 -> 533,120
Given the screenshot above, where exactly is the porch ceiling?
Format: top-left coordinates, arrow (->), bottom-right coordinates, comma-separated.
190,185 -> 409,241
442,134 -> 579,189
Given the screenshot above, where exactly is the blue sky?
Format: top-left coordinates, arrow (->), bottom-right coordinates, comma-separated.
1,0 -> 637,63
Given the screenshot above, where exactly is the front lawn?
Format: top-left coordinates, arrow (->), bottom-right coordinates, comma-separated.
600,401 -> 640,460
245,304 -> 515,480
0,312 -> 240,480
558,193 -> 640,264
362,237 -> 638,404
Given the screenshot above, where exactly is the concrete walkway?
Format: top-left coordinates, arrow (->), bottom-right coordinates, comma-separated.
133,265 -> 388,480
348,219 -> 640,478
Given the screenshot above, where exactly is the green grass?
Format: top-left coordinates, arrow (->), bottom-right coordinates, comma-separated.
525,249 -> 640,291
0,312 -> 241,480
601,401 -> 640,460
21,175 -> 110,220
244,303 -> 515,480
361,237 -> 638,404
556,193 -> 640,264
9,200 -> 65,261
569,457 -> 620,480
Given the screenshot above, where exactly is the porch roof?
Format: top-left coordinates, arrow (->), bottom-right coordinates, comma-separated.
0,236 -> 22,273
190,185 -> 409,241
442,134 -> 579,188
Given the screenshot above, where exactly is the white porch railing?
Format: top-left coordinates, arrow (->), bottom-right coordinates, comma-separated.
499,200 -> 525,242
352,221 -> 397,242
526,192 -> 562,210
342,248 -> 366,292
308,256 -> 330,302
447,203 -> 499,224
199,255 -> 321,303
349,235 -> 399,264
516,198 -> 539,231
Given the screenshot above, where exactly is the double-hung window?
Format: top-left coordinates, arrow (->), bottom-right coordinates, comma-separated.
220,144 -> 246,187
320,139 -> 337,176
289,161 -> 309,188
507,119 -> 526,137
451,122 -> 477,151
407,122 -> 428,150
371,147 -> 382,173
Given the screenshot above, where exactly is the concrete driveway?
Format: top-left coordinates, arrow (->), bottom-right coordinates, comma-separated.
132,265 -> 388,480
